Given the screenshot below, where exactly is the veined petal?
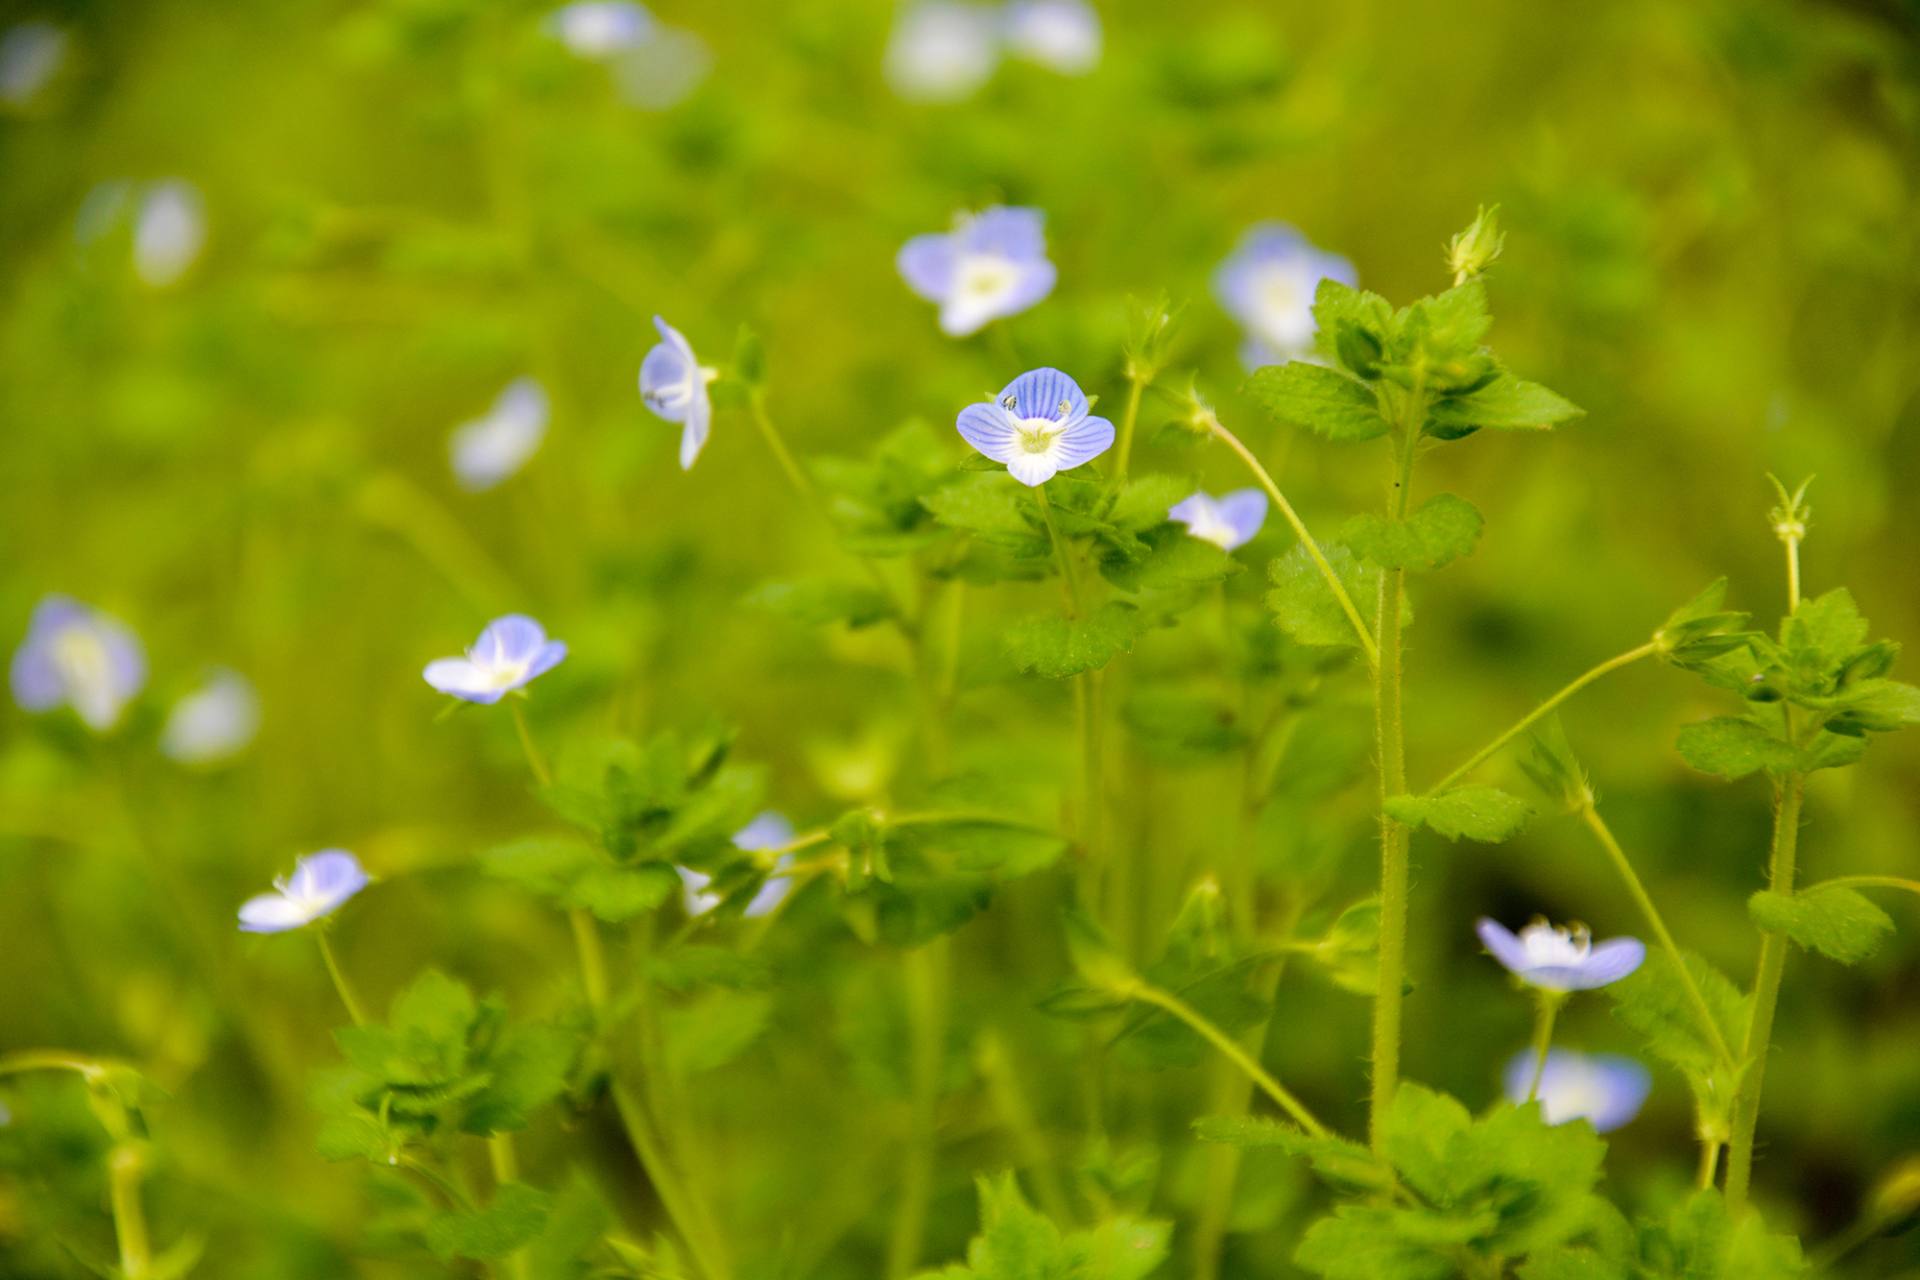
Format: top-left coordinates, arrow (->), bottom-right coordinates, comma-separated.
525,640 -> 569,681
238,892 -> 315,933
679,388 -> 712,469
1573,938 -> 1646,989
897,233 -> 957,302
1005,447 -> 1062,487
1475,917 -> 1530,975
1049,413 -> 1114,471
1215,489 -> 1269,547
640,342 -> 694,422
478,615 -> 549,666
956,403 -> 1021,462
997,367 -> 1087,422
290,850 -> 369,905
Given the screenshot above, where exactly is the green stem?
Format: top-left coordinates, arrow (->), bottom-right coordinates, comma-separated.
316,930 -> 369,1027
887,938 -> 950,1279
1698,1139 -> 1720,1191
570,908 -> 610,1010
1208,416 -> 1378,669
509,699 -> 551,788
1725,765 -> 1804,1213
747,390 -> 824,512
1111,374 -> 1147,485
1427,642 -> 1660,794
1577,805 -> 1734,1066
977,1032 -> 1075,1224
1805,875 -> 1920,898
1368,428 -> 1417,1153
1526,994 -> 1565,1102
109,1143 -> 152,1280
1129,981 -> 1328,1138
488,1134 -> 531,1280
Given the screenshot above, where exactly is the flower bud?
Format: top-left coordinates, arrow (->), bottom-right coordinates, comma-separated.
1447,205 -> 1505,284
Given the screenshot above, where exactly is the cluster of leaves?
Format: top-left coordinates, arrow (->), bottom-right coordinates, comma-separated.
911,1174 -> 1169,1280
1199,1086 -> 1805,1279
482,726 -> 765,923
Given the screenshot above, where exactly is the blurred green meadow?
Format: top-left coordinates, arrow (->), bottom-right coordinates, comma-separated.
3,0 -> 1920,1276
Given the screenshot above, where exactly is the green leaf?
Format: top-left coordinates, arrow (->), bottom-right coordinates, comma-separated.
1380,1083 -> 1474,1204
1311,279 -> 1397,373
1606,950 -> 1747,1078
425,1183 -> 552,1261
1519,1247 -> 1628,1280
1266,542 -> 1390,650
1105,473 -> 1195,531
1004,603 -> 1148,679
1063,906 -> 1136,994
923,473 -> 1045,551
922,1173 -> 1170,1280
1246,362 -> 1387,442
463,1022 -> 577,1133
1748,886 -> 1893,965
663,990 -> 773,1075
746,578 -> 896,628
1193,1115 -> 1391,1192
1428,372 -> 1582,432
1342,493 -> 1484,572
1675,717 -> 1796,780
1385,786 -> 1531,842
1067,1217 -> 1170,1280
1636,1190 -> 1805,1279
1295,1206 -> 1456,1280
1782,587 -> 1868,663
1100,531 -> 1239,593
482,836 -> 680,922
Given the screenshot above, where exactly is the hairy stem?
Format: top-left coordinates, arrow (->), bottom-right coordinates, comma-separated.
1526,994 -> 1565,1102
1130,981 -> 1328,1138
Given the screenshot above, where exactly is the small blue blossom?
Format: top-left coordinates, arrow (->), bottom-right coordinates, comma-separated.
238,849 -> 369,933
1213,223 -> 1357,370
1169,488 -> 1268,551
639,316 -> 717,470
885,2 -> 1001,103
957,367 -> 1114,487
0,21 -> 68,107
548,1 -> 653,57
679,811 -> 798,920
611,24 -> 710,109
1476,917 -> 1646,992
133,179 -> 205,289
898,206 -> 1057,338
1503,1048 -> 1651,1132
10,596 -> 146,732
423,615 -> 568,704
162,668 -> 260,766
451,377 -> 549,492
1003,0 -> 1101,75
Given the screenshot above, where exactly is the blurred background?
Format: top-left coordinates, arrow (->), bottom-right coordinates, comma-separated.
3,0 -> 1918,1275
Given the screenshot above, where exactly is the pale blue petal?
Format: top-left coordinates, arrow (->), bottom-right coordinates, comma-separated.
237,893 -> 311,933
1475,917 -> 1529,976
897,233 -> 957,302
997,257 -> 1057,316
733,812 -> 795,852
1051,414 -> 1114,471
742,865 -> 794,919
956,403 -> 1020,462
998,367 -> 1087,422
678,865 -> 720,916
640,342 -> 693,422
961,206 -> 1047,261
1217,489 -> 1269,545
477,615 -> 548,665
679,388 -> 711,469
292,849 -> 369,906
1572,938 -> 1646,989
423,657 -> 499,702
1167,493 -> 1213,528
1585,1056 -> 1653,1131
525,640 -> 569,681
495,377 -> 549,429
1507,1050 -> 1651,1133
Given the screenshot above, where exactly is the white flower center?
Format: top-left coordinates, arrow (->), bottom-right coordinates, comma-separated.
51,624 -> 111,692
1255,264 -> 1304,323
956,253 -> 1019,303
1539,1065 -> 1606,1125
1518,921 -> 1591,968
1016,418 -> 1061,455
1182,504 -> 1238,549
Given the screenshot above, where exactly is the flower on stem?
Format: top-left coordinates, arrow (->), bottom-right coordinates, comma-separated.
237,850 -> 369,933
898,206 -> 1056,338
956,367 -> 1113,487
451,377 -> 549,492
639,316 -> 718,470
1212,223 -> 1355,371
161,668 -> 260,766
1169,488 -> 1267,551
423,615 -> 567,705
547,1 -> 652,57
1476,916 -> 1645,991
884,2 -> 1001,102
678,811 -> 797,919
1003,0 -> 1101,75
1503,1048 -> 1650,1132
133,179 -> 205,289
10,596 -> 146,732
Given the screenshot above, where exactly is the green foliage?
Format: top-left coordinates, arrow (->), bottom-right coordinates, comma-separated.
425,1182 -> 552,1262
1003,603 -> 1150,679
1635,1191 -> 1806,1278
914,1174 -> 1170,1280
1266,542 -> 1391,649
1342,493 -> 1484,572
746,578 -> 896,629
1749,886 -> 1894,965
1425,373 -> 1583,433
1605,950 -> 1746,1134
1246,362 -> 1386,442
1385,786 -> 1531,842
1674,717 -> 1797,780
482,834 -> 681,922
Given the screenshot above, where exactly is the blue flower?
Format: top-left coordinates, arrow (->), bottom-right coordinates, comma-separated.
10,596 -> 146,732
161,668 -> 260,766
1003,0 -> 1101,75
1213,223 -> 1356,370
1169,488 -> 1268,551
1503,1048 -> 1651,1132
679,811 -> 798,919
238,849 -> 369,933
611,24 -> 709,109
423,615 -> 568,704
957,367 -> 1114,487
885,2 -> 1001,103
1476,917 -> 1646,992
639,316 -> 717,470
548,1 -> 653,57
451,377 -> 549,492
0,21 -> 68,107
899,206 -> 1057,337
133,179 -> 205,289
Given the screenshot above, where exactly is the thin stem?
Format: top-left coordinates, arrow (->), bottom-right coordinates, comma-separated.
109,1144 -> 152,1280
1526,995 -> 1564,1102
489,1134 -> 531,1280
1577,805 -> 1734,1066
1208,416 -> 1378,669
1726,765 -> 1805,1213
747,391 -> 823,511
1785,533 -> 1802,614
1129,981 -> 1328,1139
1368,427 -> 1417,1153
977,1032 -> 1074,1224
1698,1139 -> 1720,1190
1033,485 -> 1082,617
887,938 -> 950,1279
508,699 -> 551,788
570,908 -> 610,1010
1805,875 -> 1920,897
1427,643 -> 1660,794
316,930 -> 369,1027
1111,374 -> 1147,485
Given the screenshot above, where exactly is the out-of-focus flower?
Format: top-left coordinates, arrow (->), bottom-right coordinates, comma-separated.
133,180 -> 206,289
161,669 -> 260,766
1503,1048 -> 1650,1132
423,615 -> 568,704
1003,0 -> 1100,74
548,1 -> 653,57
1213,223 -> 1356,370
898,206 -> 1056,338
639,316 -> 717,470
451,378 -> 549,492
10,596 -> 146,732
612,24 -> 709,109
1169,488 -> 1267,551
1476,917 -> 1645,992
238,850 -> 369,933
885,1 -> 1000,102
0,21 -> 68,106
679,811 -> 798,919
957,367 -> 1113,487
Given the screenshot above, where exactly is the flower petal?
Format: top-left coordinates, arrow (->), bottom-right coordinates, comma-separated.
679,387 -> 712,469
423,657 -> 501,702
1216,489 -> 1269,546
956,403 -> 1020,462
640,341 -> 694,422
961,206 -> 1047,260
1005,448 -> 1060,487
525,640 -> 569,682
478,615 -> 548,666
997,367 -> 1087,422
1475,917 -> 1530,977
678,865 -> 720,917
1050,413 -> 1114,471
733,811 -> 795,852
1570,937 -> 1646,989
238,892 -> 314,933
290,849 -> 370,905
897,233 -> 956,302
